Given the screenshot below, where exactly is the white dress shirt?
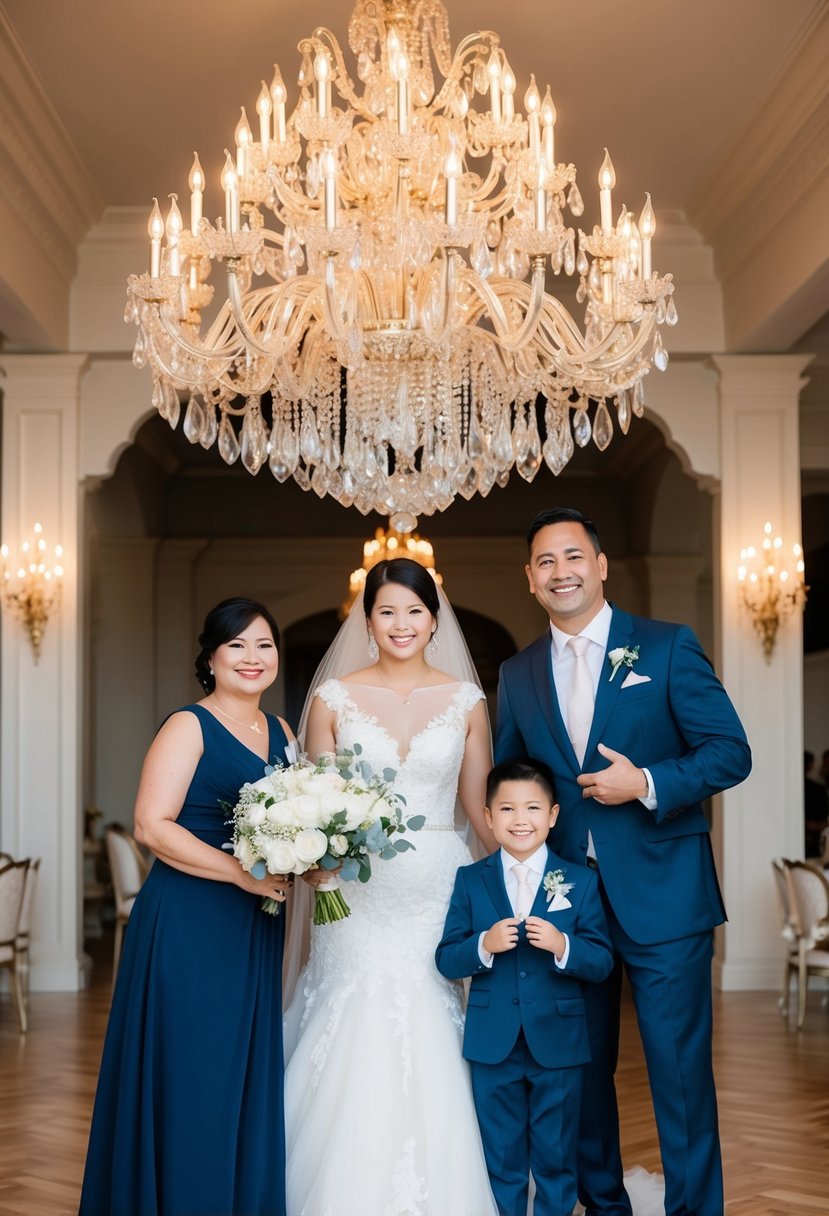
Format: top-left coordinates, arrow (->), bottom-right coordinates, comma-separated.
478,843 -> 570,970
549,600 -> 657,818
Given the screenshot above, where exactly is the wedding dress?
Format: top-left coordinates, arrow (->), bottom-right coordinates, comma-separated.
283,674 -> 667,1216
283,677 -> 499,1216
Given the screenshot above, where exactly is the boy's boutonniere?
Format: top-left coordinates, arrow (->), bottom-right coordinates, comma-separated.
608,644 -> 640,682
543,869 -> 574,905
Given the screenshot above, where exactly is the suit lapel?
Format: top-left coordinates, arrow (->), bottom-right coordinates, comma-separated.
584,606 -> 635,764
529,634 -> 579,771
529,845 -> 557,917
481,851 -> 513,921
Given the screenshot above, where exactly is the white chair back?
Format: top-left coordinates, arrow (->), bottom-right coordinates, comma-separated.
0,860 -> 28,961
16,857 -> 40,945
106,826 -> 146,918
771,859 -> 795,942
785,860 -> 829,947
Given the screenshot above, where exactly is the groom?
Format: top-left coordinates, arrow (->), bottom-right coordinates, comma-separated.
494,507 -> 751,1216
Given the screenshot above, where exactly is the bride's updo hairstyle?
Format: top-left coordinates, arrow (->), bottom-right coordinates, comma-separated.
362,558 -> 440,621
195,597 -> 281,694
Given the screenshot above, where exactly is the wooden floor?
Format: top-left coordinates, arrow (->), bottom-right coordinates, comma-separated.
0,939 -> 827,1215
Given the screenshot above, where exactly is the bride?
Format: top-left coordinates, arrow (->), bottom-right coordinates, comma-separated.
283,556 -> 499,1215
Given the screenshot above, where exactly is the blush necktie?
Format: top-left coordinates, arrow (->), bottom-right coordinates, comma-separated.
567,635 -> 594,765
513,863 -> 534,920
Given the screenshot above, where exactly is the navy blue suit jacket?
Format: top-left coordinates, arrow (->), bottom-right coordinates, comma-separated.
435,846 -> 613,1068
495,608 -> 751,945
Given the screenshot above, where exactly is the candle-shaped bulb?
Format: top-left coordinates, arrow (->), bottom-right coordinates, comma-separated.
541,86 -> 556,168
524,74 -> 541,115
221,151 -> 238,194
639,192 -> 655,240
598,149 -> 616,191
189,152 -> 205,194
148,197 -> 164,276
222,150 -> 239,233
501,58 -> 515,119
270,65 -> 287,105
541,88 -> 556,129
147,197 -> 164,242
235,106 -> 252,176
257,81 -> 272,150
165,193 -> 183,241
764,520 -> 772,534
314,49 -> 330,83
397,50 -> 409,80
487,49 -> 501,83
487,49 -> 502,123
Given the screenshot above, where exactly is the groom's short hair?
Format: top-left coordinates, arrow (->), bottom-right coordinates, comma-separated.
486,758 -> 557,806
526,507 -> 602,555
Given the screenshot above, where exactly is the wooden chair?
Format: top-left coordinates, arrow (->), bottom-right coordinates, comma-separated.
771,858 -> 798,1016
0,858 -> 30,1032
782,859 -> 829,1029
15,858 -> 40,1001
106,825 -> 147,981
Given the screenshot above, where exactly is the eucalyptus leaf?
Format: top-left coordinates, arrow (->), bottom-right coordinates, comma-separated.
353,743 -> 363,755
406,815 -> 426,831
382,767 -> 397,782
318,853 -> 340,870
357,860 -> 372,883
393,839 -> 415,852
380,845 -> 397,860
250,859 -> 267,880
339,858 -> 360,882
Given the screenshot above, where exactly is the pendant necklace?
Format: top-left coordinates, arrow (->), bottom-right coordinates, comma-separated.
211,697 -> 263,734
377,667 -> 432,706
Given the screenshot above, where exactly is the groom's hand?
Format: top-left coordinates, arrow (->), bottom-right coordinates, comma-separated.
483,918 -> 521,953
578,743 -> 649,805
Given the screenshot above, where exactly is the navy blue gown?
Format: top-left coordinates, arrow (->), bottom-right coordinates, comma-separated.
80,706 -> 290,1216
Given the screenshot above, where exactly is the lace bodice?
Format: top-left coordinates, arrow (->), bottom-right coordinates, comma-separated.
315,678 -> 484,828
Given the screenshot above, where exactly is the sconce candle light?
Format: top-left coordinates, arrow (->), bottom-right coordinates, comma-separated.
737,522 -> 807,661
0,523 -> 64,662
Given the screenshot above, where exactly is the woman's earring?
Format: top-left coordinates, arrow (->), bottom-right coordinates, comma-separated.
367,633 -> 379,660
209,666 -> 214,675
428,631 -> 438,657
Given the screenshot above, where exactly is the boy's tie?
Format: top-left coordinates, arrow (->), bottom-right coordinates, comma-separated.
567,635 -> 593,764
513,863 -> 533,920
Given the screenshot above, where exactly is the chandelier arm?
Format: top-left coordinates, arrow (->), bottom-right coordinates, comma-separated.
430,30 -> 498,113
155,308 -> 243,368
225,267 -> 298,360
416,249 -> 453,342
150,319 -> 240,393
311,27 -> 376,121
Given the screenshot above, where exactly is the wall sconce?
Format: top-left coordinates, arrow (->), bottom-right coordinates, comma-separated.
0,523 -> 64,662
737,522 -> 807,661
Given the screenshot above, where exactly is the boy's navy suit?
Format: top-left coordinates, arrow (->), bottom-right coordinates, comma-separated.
436,846 -> 612,1216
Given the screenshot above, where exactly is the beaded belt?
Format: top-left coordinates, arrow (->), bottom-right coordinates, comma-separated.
421,824 -> 456,832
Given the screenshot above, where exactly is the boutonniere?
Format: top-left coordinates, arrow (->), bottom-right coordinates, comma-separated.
608,644 -> 640,682
543,869 -> 574,904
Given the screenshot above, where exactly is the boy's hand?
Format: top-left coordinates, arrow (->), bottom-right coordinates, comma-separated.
483,917 -> 521,954
524,915 -> 566,959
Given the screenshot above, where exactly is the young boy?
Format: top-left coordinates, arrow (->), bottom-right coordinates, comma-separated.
435,758 -> 613,1216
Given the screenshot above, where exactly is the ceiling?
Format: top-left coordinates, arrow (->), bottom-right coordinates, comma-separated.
2,0 -> 819,224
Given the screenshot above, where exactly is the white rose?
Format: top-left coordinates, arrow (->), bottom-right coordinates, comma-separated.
244,803 -> 267,828
264,838 -> 298,874
342,791 -> 376,831
291,794 -> 326,828
316,770 -> 347,792
329,833 -> 349,857
234,835 -> 259,871
294,828 -> 329,864
608,647 -> 625,665
265,800 -> 295,827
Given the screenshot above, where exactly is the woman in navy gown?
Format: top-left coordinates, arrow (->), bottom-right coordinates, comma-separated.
80,598 -> 293,1216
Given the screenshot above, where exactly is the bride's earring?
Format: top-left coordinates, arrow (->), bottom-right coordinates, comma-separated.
428,630 -> 438,657
367,632 -> 379,660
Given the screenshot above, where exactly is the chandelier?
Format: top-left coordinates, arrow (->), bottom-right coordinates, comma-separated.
343,523 -> 442,614
127,0 -> 676,528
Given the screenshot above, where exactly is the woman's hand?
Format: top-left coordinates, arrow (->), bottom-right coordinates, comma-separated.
301,867 -> 341,888
237,869 -> 293,903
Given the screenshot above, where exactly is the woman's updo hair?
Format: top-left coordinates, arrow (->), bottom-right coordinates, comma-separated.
362,558 -> 440,620
195,597 -> 281,694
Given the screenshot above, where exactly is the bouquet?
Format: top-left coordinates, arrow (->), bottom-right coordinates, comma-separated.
226,744 -> 424,923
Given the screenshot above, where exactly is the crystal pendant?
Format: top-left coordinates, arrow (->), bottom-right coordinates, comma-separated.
496,468 -> 510,488
593,400 -> 613,451
218,415 -> 240,465
300,409 -> 323,464
573,408 -> 592,448
293,465 -> 311,492
471,239 -> 493,279
241,409 -> 266,474
183,394 -> 205,444
390,510 -> 418,534
200,403 -> 218,449
516,409 -> 542,481
568,183 -> 584,216
542,436 -> 566,476
132,331 -> 148,369
576,249 -> 589,276
653,332 -> 669,371
666,295 -> 678,326
457,464 -> 479,500
633,378 -> 646,417
616,391 -> 632,435
162,381 -> 180,429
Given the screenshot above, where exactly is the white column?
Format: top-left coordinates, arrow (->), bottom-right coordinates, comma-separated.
0,354 -> 89,990
711,354 -> 812,991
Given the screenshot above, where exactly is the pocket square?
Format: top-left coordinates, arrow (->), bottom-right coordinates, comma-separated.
621,670 -> 651,689
547,893 -> 572,912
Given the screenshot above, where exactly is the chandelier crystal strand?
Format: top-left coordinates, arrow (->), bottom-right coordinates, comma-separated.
127,0 -> 676,527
